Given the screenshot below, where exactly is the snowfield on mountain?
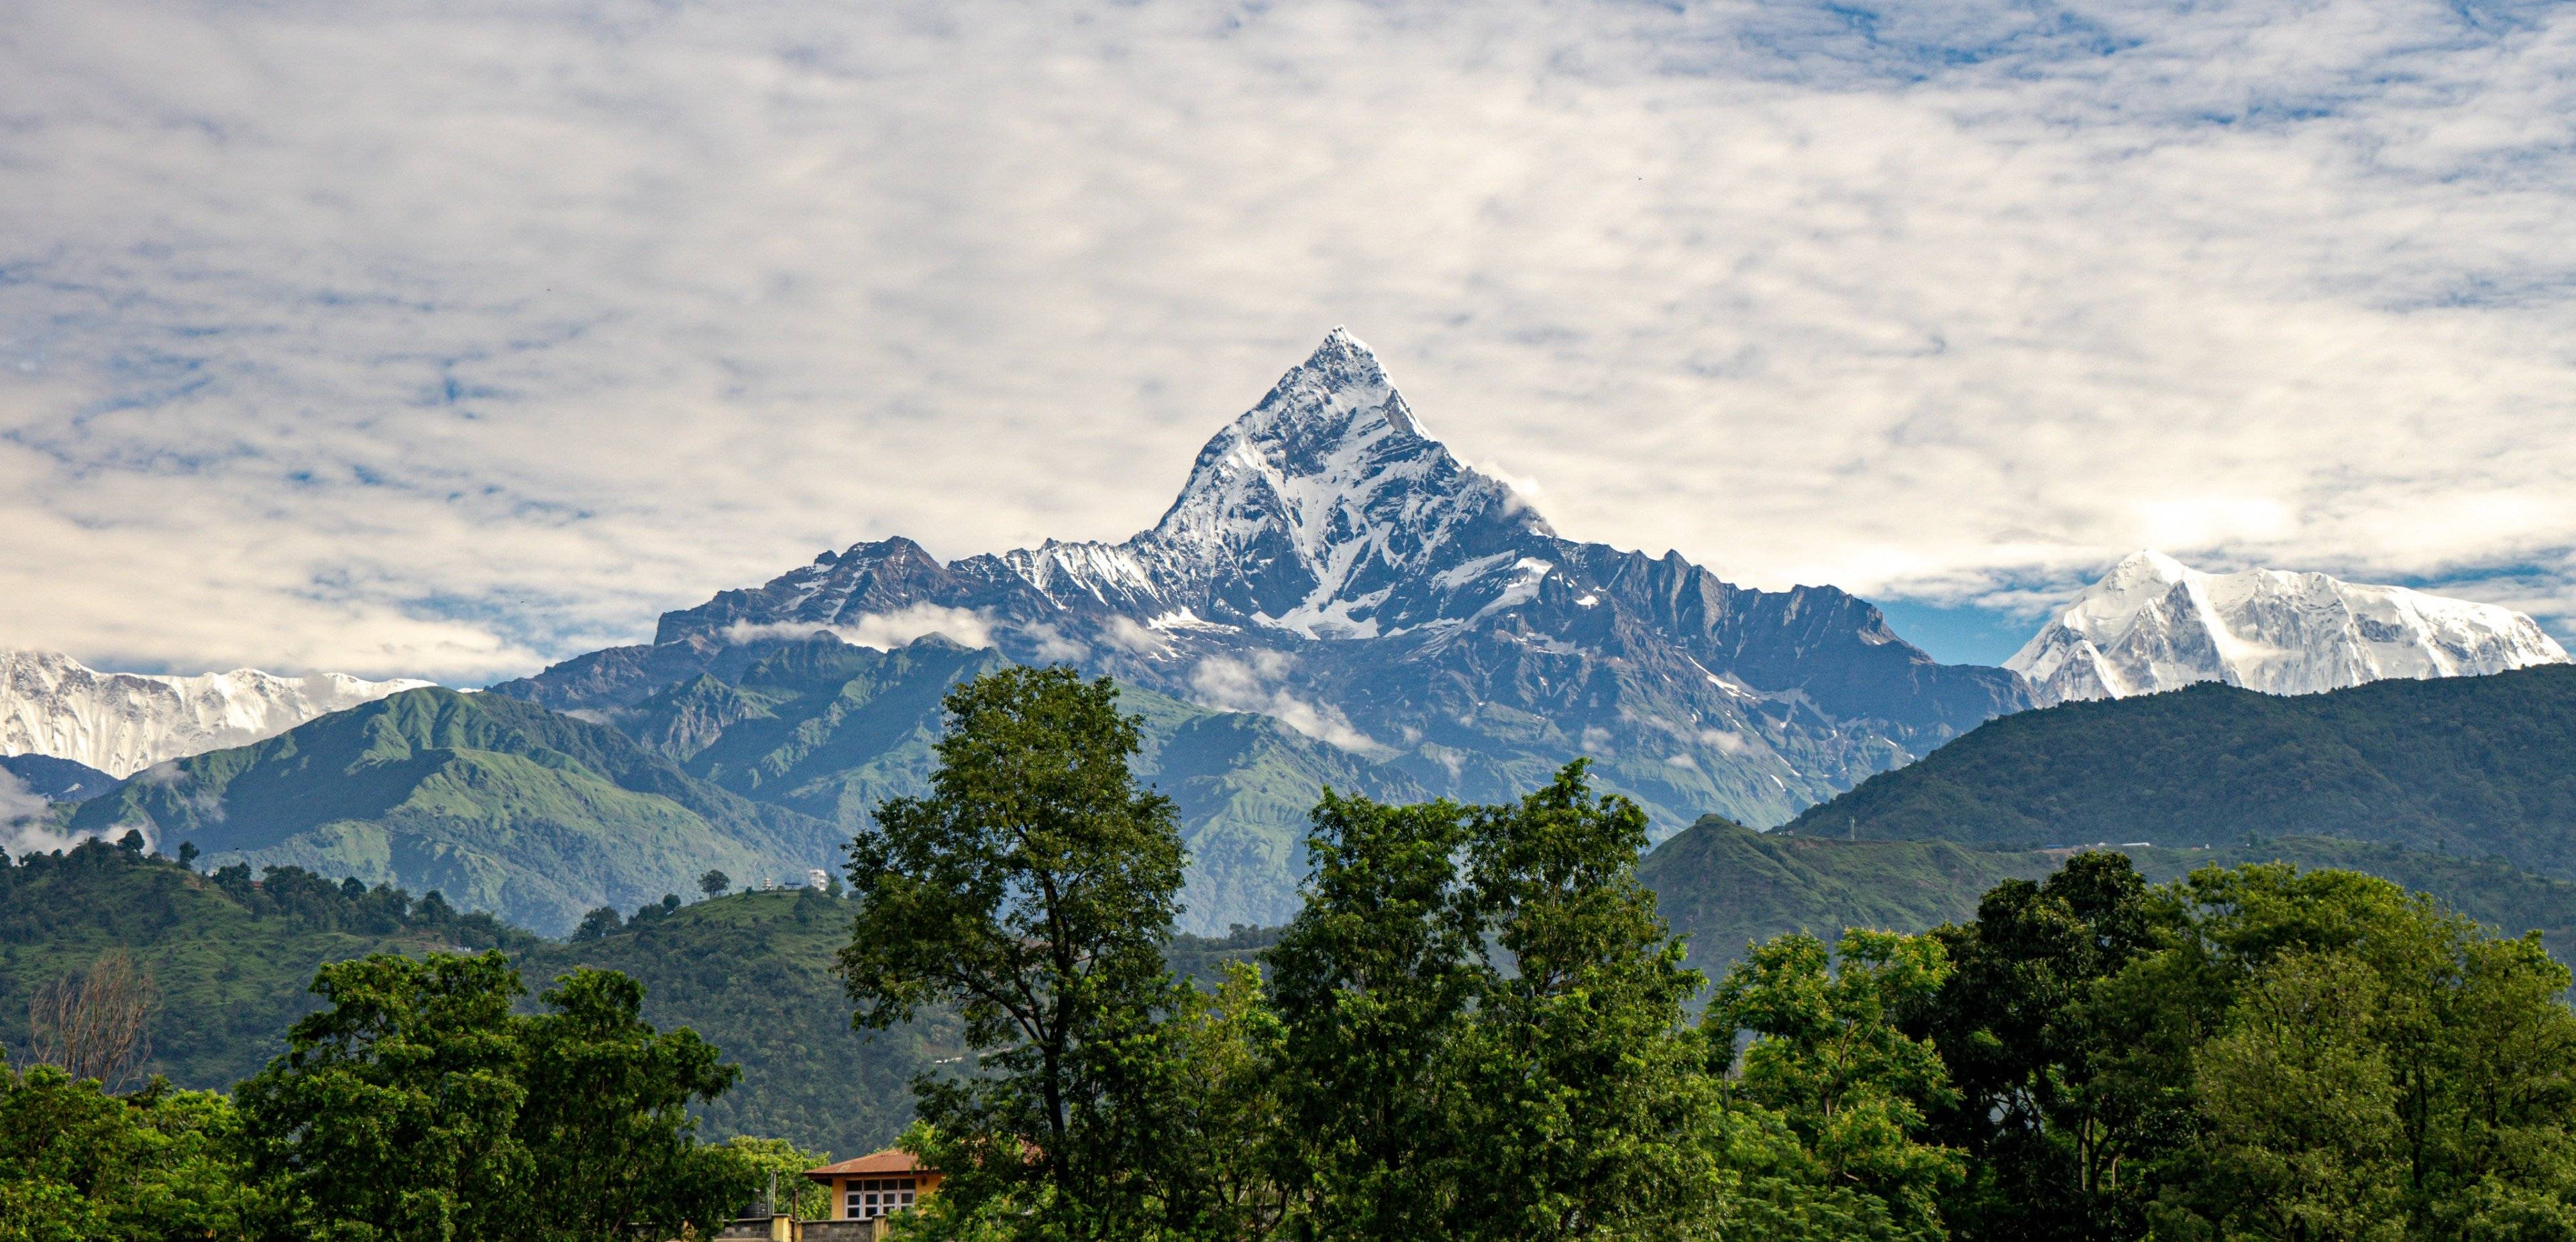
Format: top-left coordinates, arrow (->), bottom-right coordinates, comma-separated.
0,649 -> 433,778
498,330 -> 2030,848
2008,550 -> 2568,706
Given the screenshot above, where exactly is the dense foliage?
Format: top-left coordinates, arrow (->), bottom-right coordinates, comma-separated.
1781,664 -> 2576,870
840,665 -> 1197,1241
0,842 -> 947,1158
2,949 -> 769,1241
0,840 -> 533,1088
0,1067 -> 251,1239
847,667 -> 2576,1242
234,952 -> 755,1240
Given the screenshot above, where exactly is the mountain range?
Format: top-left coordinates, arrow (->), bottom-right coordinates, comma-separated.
0,649 -> 431,777
60,639 -> 1430,934
2007,550 -> 2567,706
0,752 -> 119,803
496,329 -> 2027,844
24,333 -> 2576,935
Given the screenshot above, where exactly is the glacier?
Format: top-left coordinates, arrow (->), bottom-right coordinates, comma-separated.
0,649 -> 434,777
2007,551 -> 2570,707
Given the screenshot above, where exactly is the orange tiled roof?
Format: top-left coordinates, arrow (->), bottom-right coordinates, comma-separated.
804,1149 -> 933,1181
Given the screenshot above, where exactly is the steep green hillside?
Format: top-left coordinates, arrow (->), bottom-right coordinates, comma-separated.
1779,665 -> 2576,872
1119,685 -> 1428,932
1640,815 -> 2576,977
65,688 -> 841,935
1637,818 -> 2057,977
0,844 -> 946,1157
612,636 -> 1423,932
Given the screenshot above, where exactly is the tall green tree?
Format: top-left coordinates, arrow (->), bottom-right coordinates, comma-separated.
1451,763 -> 1724,1241
1150,962 -> 1293,1242
838,666 -> 1189,1241
235,951 -> 753,1242
235,952 -> 533,1240
1903,852 -> 2166,1239
1266,789 -> 1480,1240
510,968 -> 753,1241
1269,764 -> 1729,1241
2186,950 -> 2408,1241
1707,929 -> 1963,1241
2140,864 -> 2576,1239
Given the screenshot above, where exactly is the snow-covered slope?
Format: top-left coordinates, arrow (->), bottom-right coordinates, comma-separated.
0,650 -> 433,777
974,327 -> 1548,637
2007,551 -> 2570,706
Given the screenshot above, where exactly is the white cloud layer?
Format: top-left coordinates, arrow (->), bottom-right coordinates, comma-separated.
4,0 -> 2575,682
723,605 -> 996,653
0,769 -> 141,858
1189,652 -> 1379,753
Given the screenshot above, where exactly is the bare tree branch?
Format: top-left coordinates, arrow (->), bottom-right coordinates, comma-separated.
23,948 -> 158,1091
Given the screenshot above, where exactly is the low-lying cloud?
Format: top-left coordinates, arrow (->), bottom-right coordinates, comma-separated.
1188,652 -> 1378,754
0,769 -> 144,858
722,604 -> 996,653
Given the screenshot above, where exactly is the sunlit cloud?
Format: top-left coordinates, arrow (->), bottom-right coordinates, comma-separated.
3,0 -> 2572,681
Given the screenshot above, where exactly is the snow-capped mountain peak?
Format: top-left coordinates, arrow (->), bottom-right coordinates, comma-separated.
2007,551 -> 2570,705
0,649 -> 433,777
519,327 -> 2037,934
1136,329 -> 1544,632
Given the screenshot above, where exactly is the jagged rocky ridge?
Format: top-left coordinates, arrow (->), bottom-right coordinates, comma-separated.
496,329 -> 2028,850
2008,551 -> 2569,707
0,649 -> 432,778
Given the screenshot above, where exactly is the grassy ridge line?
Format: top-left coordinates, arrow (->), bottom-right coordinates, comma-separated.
1779,664 -> 2576,874
60,687 -> 843,936
1640,817 -> 2576,978
0,847 -> 535,1088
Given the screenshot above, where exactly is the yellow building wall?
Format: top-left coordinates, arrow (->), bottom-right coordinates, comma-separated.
828,1172 -> 943,1221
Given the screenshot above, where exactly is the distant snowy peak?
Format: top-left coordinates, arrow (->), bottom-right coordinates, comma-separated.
2007,551 -> 2571,706
0,650 -> 433,777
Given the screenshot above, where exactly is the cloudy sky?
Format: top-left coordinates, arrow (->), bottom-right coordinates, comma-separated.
5,0 -> 2573,683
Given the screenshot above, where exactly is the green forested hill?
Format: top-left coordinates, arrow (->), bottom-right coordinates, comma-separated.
1776,665 -> 2576,872
611,636 -> 1424,932
1638,815 -> 2576,977
522,887 -> 958,1157
0,842 -> 535,1088
1635,817 -> 2057,976
63,687 -> 843,935
0,844 -> 947,1157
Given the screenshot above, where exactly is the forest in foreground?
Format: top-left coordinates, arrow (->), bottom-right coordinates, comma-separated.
10,667 -> 2576,1241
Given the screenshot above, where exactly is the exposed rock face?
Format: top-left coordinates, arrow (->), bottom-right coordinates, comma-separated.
499,329 -> 2030,838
